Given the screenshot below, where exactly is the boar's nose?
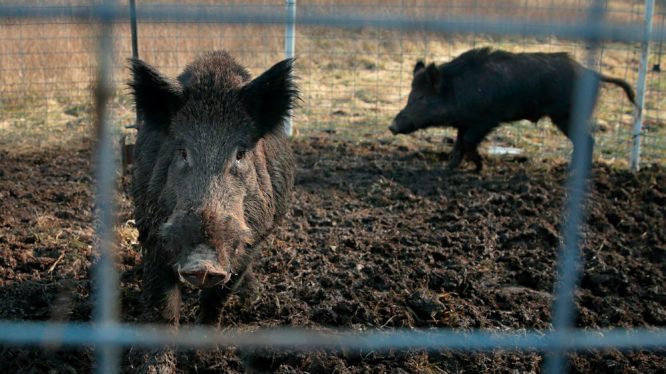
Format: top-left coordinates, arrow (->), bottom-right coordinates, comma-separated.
173,245 -> 232,288
176,264 -> 231,288
388,120 -> 399,135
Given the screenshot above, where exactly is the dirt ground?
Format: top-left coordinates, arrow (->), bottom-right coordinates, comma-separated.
0,136 -> 664,373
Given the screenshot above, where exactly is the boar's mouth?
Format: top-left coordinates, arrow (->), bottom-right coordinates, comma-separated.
388,121 -> 399,135
389,119 -> 414,135
173,245 -> 232,288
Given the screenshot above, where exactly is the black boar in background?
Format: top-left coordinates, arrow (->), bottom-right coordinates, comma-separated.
390,47 -> 637,171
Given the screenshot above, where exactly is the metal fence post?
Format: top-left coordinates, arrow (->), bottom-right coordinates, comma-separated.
123,0 -> 139,175
284,0 -> 296,137
129,0 -> 138,59
128,0 -> 140,130
630,0 -> 655,172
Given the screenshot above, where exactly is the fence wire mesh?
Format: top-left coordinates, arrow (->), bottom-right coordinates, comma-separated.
1,2 -> 665,164
0,1 -> 665,373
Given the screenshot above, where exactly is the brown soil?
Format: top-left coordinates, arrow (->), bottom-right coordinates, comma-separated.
0,136 -> 664,373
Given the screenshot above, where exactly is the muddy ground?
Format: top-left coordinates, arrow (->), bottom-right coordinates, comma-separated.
0,136 -> 664,373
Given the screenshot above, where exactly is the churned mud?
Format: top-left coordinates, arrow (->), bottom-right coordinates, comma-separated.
1,136 -> 664,373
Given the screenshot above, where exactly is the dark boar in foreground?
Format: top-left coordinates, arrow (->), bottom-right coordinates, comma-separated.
389,47 -> 637,171
130,51 -> 296,371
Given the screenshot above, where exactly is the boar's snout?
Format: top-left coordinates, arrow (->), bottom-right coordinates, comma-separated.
176,264 -> 230,288
389,112 -> 414,135
164,210 -> 252,289
173,244 -> 231,288
388,120 -> 399,135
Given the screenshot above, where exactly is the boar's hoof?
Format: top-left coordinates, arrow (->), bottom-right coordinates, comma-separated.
446,159 -> 461,171
471,158 -> 484,173
175,263 -> 231,288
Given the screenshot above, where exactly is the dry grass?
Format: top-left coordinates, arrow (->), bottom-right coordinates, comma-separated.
1,0 -> 664,164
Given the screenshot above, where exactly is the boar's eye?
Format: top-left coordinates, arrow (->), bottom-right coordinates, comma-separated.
177,148 -> 188,162
235,149 -> 246,161
408,94 -> 424,105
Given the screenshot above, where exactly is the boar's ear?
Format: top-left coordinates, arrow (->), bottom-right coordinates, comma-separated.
241,58 -> 298,137
129,58 -> 183,131
424,63 -> 441,91
413,60 -> 426,75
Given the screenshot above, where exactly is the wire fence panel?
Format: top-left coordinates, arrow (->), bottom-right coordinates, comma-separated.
293,1 -> 666,167
0,1 -> 665,373
2,1 -> 664,163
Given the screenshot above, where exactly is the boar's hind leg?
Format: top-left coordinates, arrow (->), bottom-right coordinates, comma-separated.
461,121 -> 499,172
552,115 -> 594,171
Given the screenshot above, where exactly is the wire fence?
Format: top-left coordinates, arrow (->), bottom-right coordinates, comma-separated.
2,1 -> 666,166
0,1 -> 665,373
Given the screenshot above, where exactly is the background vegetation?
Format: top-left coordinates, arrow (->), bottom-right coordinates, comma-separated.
1,0 -> 664,166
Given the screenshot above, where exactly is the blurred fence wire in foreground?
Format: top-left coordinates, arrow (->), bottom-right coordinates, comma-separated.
0,1 -> 665,373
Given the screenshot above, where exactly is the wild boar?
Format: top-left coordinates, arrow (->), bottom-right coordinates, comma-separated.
389,47 -> 637,171
130,51 -> 296,371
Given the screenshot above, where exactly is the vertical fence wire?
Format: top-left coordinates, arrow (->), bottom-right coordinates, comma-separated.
0,2 -> 666,372
93,0 -> 120,373
544,0 -> 605,372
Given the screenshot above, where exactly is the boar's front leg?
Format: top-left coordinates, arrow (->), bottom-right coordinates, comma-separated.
142,260 -> 181,324
137,256 -> 181,373
461,121 -> 500,172
447,128 -> 466,170
197,285 -> 233,326
197,266 -> 256,326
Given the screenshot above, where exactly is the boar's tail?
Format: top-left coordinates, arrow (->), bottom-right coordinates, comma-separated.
599,74 -> 638,108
